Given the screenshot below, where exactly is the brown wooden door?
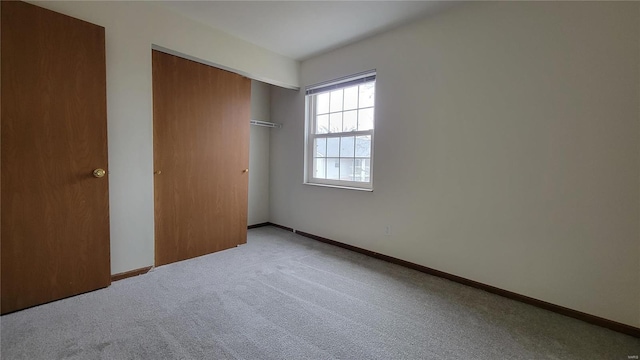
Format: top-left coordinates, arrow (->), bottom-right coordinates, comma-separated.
1,1 -> 111,314
152,50 -> 250,267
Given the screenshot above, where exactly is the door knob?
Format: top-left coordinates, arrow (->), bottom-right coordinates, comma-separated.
93,168 -> 106,178
243,169 -> 249,173
154,170 -> 162,175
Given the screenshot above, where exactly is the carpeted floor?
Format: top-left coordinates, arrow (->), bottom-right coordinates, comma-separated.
1,226 -> 638,359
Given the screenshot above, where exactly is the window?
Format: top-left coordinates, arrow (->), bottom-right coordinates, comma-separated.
304,71 -> 376,190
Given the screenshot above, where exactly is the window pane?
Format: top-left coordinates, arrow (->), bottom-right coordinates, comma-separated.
358,108 -> 374,131
326,137 -> 340,157
316,114 -> 329,134
354,159 -> 371,182
340,159 -> 355,181
329,113 -> 342,133
316,92 -> 330,115
326,158 -> 340,180
329,89 -> 343,112
355,136 -> 371,157
359,82 -> 375,108
314,138 -> 326,157
343,86 -> 358,110
314,158 -> 326,179
340,136 -> 354,157
343,110 -> 357,132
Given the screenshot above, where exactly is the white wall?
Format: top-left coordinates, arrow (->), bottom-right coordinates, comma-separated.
30,1 -> 299,274
270,2 -> 640,327
249,81 -> 271,225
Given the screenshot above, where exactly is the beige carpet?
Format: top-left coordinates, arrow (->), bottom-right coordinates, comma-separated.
1,226 -> 638,359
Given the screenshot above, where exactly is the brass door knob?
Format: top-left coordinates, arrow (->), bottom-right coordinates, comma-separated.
243,169 -> 249,173
154,170 -> 162,175
93,168 -> 106,178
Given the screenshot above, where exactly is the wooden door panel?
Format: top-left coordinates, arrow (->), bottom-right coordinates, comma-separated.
153,51 -> 250,267
1,1 -> 111,314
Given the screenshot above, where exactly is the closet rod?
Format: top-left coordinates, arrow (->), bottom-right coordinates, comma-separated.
250,119 -> 282,128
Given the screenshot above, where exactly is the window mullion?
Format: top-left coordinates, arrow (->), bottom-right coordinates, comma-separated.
352,131 -> 357,181
341,89 -> 345,133
324,152 -> 328,180
314,130 -> 372,138
356,83 -> 360,130
309,98 -> 314,181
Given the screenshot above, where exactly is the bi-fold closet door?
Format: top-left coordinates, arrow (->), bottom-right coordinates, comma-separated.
152,50 -> 251,267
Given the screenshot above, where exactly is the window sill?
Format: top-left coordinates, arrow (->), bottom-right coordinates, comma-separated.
303,182 -> 373,192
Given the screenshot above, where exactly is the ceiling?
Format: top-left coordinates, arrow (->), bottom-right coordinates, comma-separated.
160,1 -> 452,61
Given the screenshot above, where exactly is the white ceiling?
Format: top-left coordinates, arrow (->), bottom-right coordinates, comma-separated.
160,1 -> 452,61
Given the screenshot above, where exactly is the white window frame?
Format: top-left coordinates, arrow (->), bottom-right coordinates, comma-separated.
304,71 -> 376,191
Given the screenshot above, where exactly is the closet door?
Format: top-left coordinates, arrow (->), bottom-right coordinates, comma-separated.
1,1 -> 111,314
152,50 -> 250,266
